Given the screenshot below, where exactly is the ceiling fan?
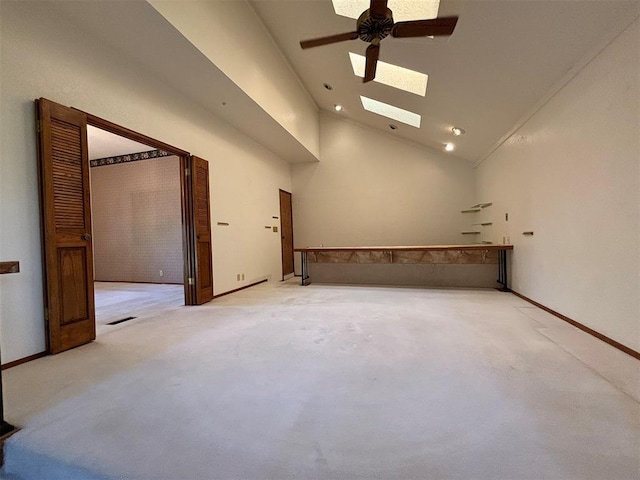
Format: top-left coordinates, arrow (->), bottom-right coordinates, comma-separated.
300,0 -> 458,83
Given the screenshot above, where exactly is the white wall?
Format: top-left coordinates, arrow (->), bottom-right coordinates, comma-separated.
0,2 -> 292,363
476,20 -> 640,351
292,113 -> 476,249
149,0 -> 320,160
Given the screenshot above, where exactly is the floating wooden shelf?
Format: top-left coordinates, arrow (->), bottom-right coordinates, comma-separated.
461,231 -> 481,235
471,202 -> 493,208
0,261 -> 19,275
462,202 -> 492,213
472,222 -> 493,226
481,241 -> 493,244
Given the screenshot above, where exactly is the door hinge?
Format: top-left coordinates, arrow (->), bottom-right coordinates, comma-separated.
185,167 -> 190,177
188,277 -> 194,285
36,120 -> 41,133
44,308 -> 49,321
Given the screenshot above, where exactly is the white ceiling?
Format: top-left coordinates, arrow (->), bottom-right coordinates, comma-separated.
43,0 -> 639,165
87,125 -> 154,160
44,0 -> 319,164
251,0 -> 639,162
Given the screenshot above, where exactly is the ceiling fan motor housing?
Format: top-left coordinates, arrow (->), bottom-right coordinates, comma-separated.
357,8 -> 394,43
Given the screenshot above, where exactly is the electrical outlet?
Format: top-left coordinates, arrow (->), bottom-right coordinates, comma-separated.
505,213 -> 509,221
237,274 -> 240,281
241,274 -> 245,280
159,270 -> 164,277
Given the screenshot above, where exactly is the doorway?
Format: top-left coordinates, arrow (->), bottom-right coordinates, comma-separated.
36,98 -> 214,354
279,189 -> 294,280
87,126 -> 184,331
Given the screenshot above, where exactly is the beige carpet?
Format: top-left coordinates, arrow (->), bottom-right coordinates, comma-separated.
94,282 -> 184,332
2,280 -> 639,479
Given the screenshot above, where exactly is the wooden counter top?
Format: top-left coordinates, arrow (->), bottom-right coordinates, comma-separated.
295,244 -> 513,252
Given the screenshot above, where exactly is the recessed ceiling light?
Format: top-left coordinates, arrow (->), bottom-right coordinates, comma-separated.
349,53 -> 428,96
445,143 -> 455,152
451,127 -> 465,136
360,96 -> 421,128
332,0 -> 440,22
334,104 -> 343,112
323,83 -> 333,90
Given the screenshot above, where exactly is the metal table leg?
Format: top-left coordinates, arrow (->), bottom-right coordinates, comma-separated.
497,249 -> 510,292
300,251 -> 311,286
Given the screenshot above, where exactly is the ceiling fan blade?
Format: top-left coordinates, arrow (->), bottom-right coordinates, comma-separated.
391,16 -> 459,38
370,0 -> 388,18
363,44 -> 380,83
300,31 -> 359,49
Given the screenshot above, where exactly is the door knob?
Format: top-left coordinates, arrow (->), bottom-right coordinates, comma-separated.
82,233 -> 91,241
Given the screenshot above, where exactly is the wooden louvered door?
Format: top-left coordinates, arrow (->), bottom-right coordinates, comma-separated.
37,98 -> 95,353
191,156 -> 214,304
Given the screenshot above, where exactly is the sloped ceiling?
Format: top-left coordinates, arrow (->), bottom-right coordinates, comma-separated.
43,0 -> 320,164
252,0 -> 639,162
87,126 -> 154,160
42,0 -> 639,164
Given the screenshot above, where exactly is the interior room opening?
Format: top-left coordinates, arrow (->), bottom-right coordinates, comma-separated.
87,126 -> 184,333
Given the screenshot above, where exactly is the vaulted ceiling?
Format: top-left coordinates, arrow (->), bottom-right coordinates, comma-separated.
87,126 -> 154,160
252,0 -> 639,162
44,0 -> 638,165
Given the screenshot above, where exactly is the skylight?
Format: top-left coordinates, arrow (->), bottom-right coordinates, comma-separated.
332,0 -> 440,22
360,96 -> 421,128
349,53 -> 428,96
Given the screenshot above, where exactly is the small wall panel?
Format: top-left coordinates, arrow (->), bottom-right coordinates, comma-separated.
58,247 -> 89,325
197,242 -> 212,289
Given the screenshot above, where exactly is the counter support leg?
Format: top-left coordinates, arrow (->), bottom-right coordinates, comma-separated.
300,251 -> 310,286
498,249 -> 510,292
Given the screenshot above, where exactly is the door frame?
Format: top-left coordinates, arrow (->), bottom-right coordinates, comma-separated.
75,110 -> 202,306
76,111 -> 198,306
36,99 -> 213,355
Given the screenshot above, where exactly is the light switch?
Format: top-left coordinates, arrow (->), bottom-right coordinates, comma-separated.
273,226 -> 278,233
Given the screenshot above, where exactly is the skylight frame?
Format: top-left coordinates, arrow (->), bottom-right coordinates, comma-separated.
349,52 -> 428,96
360,96 -> 421,128
332,0 -> 440,22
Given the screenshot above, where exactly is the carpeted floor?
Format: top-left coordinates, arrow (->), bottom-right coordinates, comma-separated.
94,282 -> 184,334
2,280 -> 639,479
